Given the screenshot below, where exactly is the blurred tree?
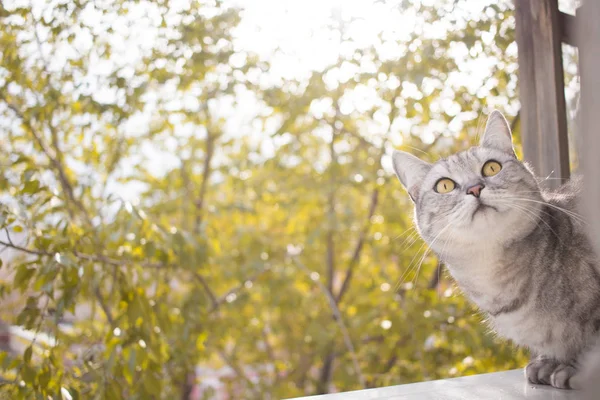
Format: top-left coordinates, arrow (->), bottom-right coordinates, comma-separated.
0,0 -> 551,399
0,0 -> 263,398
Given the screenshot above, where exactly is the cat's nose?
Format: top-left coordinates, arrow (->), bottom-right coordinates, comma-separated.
466,183 -> 485,198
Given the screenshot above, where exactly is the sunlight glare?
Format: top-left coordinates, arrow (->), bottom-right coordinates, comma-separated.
231,0 -> 415,80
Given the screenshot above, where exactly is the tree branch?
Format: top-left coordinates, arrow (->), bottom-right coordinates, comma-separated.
262,323 -> 280,380
0,239 -> 171,270
292,257 -> 365,389
4,228 -> 15,247
0,93 -> 91,225
216,349 -> 259,396
94,287 -> 115,326
291,352 -> 315,392
208,267 -> 270,313
335,133 -> 388,304
1,236 -> 264,316
194,134 -> 215,234
192,272 -> 218,310
180,159 -> 194,232
379,337 -> 410,379
326,128 -> 337,294
334,335 -> 385,357
317,351 -> 335,394
336,187 -> 379,304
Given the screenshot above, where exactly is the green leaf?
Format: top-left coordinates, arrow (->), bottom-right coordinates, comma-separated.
106,380 -> 122,400
38,368 -> 51,389
22,179 -> 41,194
23,346 -> 32,364
142,372 -> 161,395
124,348 -> 136,385
21,364 -> 36,385
13,155 -> 32,165
14,265 -> 36,289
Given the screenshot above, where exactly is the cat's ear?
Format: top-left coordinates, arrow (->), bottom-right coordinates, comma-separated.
480,110 -> 516,157
391,150 -> 432,202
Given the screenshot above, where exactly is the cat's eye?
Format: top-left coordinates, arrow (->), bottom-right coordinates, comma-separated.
434,178 -> 456,194
482,160 -> 502,177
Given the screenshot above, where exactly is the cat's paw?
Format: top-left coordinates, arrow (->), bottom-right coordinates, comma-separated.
525,357 -> 559,385
525,357 -> 579,389
550,364 -> 581,389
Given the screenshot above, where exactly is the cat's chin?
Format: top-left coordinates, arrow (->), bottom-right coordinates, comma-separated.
470,203 -> 499,221
446,204 -> 505,242
470,203 -> 500,225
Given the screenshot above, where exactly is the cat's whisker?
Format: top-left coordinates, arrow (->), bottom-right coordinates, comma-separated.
396,215 -> 450,252
499,197 -> 586,224
494,194 -> 580,226
432,230 -> 455,297
394,237 -> 431,290
403,234 -> 423,252
394,241 -> 428,291
393,226 -> 417,242
493,198 -> 560,223
412,248 -> 432,286
403,145 -> 433,158
410,230 -> 452,287
397,229 -> 420,249
394,225 -> 445,289
397,223 -> 452,290
494,200 -> 562,243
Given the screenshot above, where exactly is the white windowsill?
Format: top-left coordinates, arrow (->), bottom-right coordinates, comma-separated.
288,369 -> 582,399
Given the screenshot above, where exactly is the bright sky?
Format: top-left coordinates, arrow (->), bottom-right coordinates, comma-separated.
222,0 -> 517,175
229,0 -> 497,81
100,0 -> 514,200
230,0 -> 416,79
3,0 -> 526,203
122,0 -> 440,183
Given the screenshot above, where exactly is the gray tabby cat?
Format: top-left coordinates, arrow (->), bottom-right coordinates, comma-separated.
391,110 -> 600,390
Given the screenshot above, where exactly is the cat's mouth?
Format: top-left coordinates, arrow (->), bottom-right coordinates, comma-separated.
471,203 -> 499,221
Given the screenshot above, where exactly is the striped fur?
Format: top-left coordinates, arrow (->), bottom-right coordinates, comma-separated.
391,111 -> 600,389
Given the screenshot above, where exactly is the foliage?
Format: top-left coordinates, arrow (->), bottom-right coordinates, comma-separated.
0,0 -> 538,398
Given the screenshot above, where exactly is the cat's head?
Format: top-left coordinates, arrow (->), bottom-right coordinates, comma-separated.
392,111 -> 542,254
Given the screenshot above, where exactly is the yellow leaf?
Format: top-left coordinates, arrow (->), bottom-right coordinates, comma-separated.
195,333 -> 207,352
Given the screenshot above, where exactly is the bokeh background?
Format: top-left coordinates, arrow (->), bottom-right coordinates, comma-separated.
0,0 -> 580,399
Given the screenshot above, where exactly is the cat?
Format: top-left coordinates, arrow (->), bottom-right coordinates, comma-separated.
391,110 -> 600,390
